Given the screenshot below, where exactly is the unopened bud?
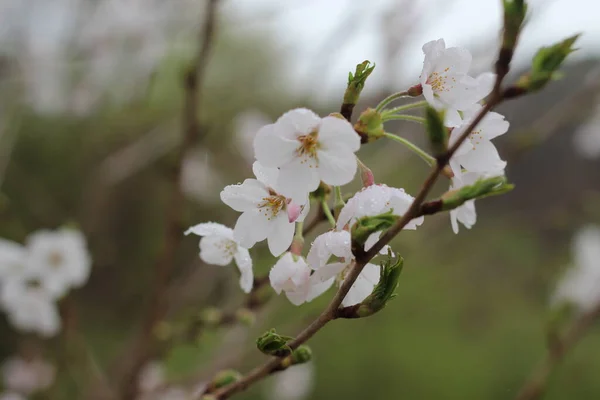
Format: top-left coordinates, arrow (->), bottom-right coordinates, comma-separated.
256,329 -> 293,357
354,108 -> 384,143
291,345 -> 313,365
208,369 -> 241,391
407,84 -> 423,97
357,159 -> 375,187
441,176 -> 513,210
424,106 -> 448,158
235,308 -> 256,326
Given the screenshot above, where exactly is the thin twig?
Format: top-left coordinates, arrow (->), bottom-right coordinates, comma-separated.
515,303 -> 600,400
117,1 -> 221,398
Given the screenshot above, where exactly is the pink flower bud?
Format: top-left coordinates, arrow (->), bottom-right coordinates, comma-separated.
287,203 -> 302,223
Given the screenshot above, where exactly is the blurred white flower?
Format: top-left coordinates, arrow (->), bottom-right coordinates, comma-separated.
2,356 -> 55,395
220,162 -> 308,257
1,281 -> 61,337
307,231 -> 380,307
234,110 -> 272,164
181,150 -> 224,204
184,222 -> 253,293
254,108 -> 360,203
553,226 -> 600,312
336,184 -> 424,231
269,252 -> 332,305
138,361 -> 165,394
449,105 -> 509,177
24,228 -> 92,296
420,39 -> 495,127
573,112 -> 600,159
267,363 -> 314,400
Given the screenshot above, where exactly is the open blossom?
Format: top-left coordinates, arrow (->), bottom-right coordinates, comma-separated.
336,184 -> 424,231
449,105 -> 509,177
24,229 -> 92,297
553,226 -> 600,312
307,231 -> 380,307
185,223 -> 253,293
220,162 -> 308,257
2,357 -> 55,395
1,279 -> 61,337
254,108 -> 361,202
420,39 -> 495,127
269,252 -> 333,305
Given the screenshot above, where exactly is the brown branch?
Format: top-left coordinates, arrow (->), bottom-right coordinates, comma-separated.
515,303 -> 600,400
117,1 -> 220,398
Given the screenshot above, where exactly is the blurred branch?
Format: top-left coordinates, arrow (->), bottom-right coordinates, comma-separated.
515,302 -> 600,400
117,1 -> 221,398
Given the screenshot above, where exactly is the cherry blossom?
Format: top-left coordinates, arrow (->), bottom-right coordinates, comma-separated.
220,162 -> 308,257
420,39 -> 495,127
306,231 -> 380,307
2,357 -> 55,395
24,229 -> 92,297
269,252 -> 333,305
253,108 -> 360,202
553,226 -> 600,312
336,184 -> 424,231
184,222 -> 253,293
449,105 -> 509,177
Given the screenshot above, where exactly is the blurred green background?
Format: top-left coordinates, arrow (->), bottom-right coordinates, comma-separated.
1,0 -> 600,399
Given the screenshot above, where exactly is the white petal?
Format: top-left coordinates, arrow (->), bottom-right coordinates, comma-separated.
364,232 -> 390,255
318,116 -> 360,152
234,247 -> 254,293
233,209 -> 269,249
220,179 -> 268,212
324,230 -> 353,260
336,196 -> 358,230
276,108 -> 321,139
310,262 -> 347,282
199,236 -> 234,266
269,253 -> 297,293
267,213 -> 295,256
342,268 -> 378,307
306,276 -> 335,302
253,123 -> 297,168
450,209 -> 460,234
479,112 -> 510,141
317,149 -> 357,186
444,108 -> 463,128
252,161 -> 280,189
276,159 -> 320,203
435,46 -> 471,75
184,222 -> 233,239
457,140 -> 506,173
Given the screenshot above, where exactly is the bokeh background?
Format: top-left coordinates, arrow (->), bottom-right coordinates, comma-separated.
1,0 -> 600,399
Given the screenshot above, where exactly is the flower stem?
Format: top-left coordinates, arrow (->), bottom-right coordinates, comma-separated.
333,186 -> 345,217
321,199 -> 336,227
375,91 -> 409,112
383,132 -> 435,166
290,221 -> 304,255
381,100 -> 428,117
381,114 -> 426,124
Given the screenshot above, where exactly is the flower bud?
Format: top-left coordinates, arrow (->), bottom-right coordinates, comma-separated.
500,0 -> 528,65
291,345 -> 313,365
358,160 -> 375,187
342,61 -> 375,120
207,369 -> 242,391
509,34 -> 580,95
235,308 -> 256,326
256,329 -> 293,357
351,211 -> 398,249
337,252 -> 404,319
441,176 -> 513,211
354,108 -> 384,143
424,106 -> 448,158
407,84 -> 423,97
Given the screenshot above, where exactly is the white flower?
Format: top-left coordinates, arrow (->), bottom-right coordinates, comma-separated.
138,361 -> 165,394
420,39 -> 495,127
269,252 -> 332,305
24,228 -> 92,297
449,105 -> 509,176
306,231 -> 380,307
267,363 -> 314,400
336,184 -> 424,231
1,279 -> 61,337
184,223 -> 253,293
2,357 -> 55,395
553,226 -> 600,313
220,162 -> 308,257
254,108 -> 361,202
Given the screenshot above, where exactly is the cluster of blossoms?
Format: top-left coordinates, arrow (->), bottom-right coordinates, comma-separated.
553,226 -> 600,313
419,39 -> 510,233
186,38 -> 511,308
0,228 -> 91,337
0,356 -> 55,400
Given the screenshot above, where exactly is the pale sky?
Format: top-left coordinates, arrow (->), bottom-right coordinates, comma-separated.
226,0 -> 599,102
